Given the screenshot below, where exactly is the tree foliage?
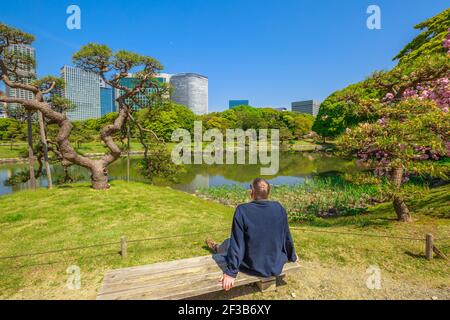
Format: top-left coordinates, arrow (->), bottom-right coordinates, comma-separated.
135,101 -> 196,141
337,100 -> 449,176
312,9 -> 450,139
393,8 -> 450,64
201,105 -> 314,140
312,80 -> 383,138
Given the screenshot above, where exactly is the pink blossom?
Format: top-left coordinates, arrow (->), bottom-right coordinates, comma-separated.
384,93 -> 394,101
399,77 -> 449,111
383,30 -> 450,112
377,117 -> 387,126
445,29 -> 450,53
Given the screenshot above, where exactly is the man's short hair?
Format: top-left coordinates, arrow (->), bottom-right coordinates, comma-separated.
251,178 -> 271,200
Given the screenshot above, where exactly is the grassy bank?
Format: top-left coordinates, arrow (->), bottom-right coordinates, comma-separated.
0,141 -> 146,159
0,143 -> 27,159
198,176 -> 388,221
0,181 -> 449,299
0,139 -> 322,160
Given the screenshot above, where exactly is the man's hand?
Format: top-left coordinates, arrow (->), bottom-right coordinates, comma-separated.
219,273 -> 236,291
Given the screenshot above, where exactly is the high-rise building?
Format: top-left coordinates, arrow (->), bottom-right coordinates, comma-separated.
170,73 -> 208,115
114,72 -> 208,115
291,100 -> 321,116
229,100 -> 249,109
156,73 -> 172,84
0,101 -> 7,118
61,66 -> 101,121
115,73 -> 169,111
5,44 -> 36,117
100,78 -> 115,116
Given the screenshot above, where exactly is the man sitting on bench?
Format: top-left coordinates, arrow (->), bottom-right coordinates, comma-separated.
206,178 -> 297,291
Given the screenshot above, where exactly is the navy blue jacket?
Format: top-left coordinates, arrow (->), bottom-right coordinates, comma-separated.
224,200 -> 297,278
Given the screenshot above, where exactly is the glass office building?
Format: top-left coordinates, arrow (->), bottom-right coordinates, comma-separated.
5,44 -> 36,117
291,100 -> 321,116
229,100 -> 249,109
61,66 -> 101,121
100,86 -> 115,116
115,72 -> 208,115
0,102 -> 7,118
116,75 -> 168,111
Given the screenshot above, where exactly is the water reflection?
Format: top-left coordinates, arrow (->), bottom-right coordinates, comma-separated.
0,153 -> 357,196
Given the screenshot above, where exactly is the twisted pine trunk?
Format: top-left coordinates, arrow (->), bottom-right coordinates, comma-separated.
1,95 -> 128,190
391,166 -> 411,222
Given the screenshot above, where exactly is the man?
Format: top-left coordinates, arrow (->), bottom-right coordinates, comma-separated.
206,178 -> 297,291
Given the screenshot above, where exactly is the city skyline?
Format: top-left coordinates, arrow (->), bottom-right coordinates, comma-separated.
59,67 -> 209,119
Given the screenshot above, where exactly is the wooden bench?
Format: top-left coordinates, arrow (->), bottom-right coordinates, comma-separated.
97,255 -> 300,300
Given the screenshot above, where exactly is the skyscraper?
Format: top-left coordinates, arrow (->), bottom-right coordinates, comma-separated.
0,101 -> 7,118
114,72 -> 208,115
291,100 -> 321,116
229,100 -> 249,109
170,73 -> 208,115
5,44 -> 36,118
115,73 -> 169,111
100,78 -> 115,116
61,66 -> 101,121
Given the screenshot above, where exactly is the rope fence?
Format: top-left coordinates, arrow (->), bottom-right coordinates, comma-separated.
0,226 -> 448,264
0,228 -> 230,261
289,227 -> 425,241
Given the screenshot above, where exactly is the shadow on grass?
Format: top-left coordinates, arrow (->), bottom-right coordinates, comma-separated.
404,251 -> 427,260
188,276 -> 289,300
303,215 -> 394,229
202,245 -> 215,254
188,283 -> 260,300
56,184 -> 91,190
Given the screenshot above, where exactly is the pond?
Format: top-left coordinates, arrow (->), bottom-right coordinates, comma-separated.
0,152 -> 359,196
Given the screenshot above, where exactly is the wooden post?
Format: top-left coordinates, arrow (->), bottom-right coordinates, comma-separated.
26,111 -> 36,190
256,277 -> 277,292
38,111 -> 52,189
425,234 -> 434,260
120,236 -> 127,259
126,124 -> 130,183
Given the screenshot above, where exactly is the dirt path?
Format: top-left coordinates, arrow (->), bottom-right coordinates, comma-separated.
6,259 -> 449,300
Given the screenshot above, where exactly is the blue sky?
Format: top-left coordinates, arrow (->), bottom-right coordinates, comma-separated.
1,0 -> 449,112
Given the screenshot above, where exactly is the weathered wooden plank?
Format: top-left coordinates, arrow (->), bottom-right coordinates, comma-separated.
99,271 -> 226,300
104,258 -> 224,283
105,255 -> 215,278
97,256 -> 300,300
100,263 -> 227,294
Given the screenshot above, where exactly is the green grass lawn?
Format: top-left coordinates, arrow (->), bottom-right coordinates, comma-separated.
0,181 -> 449,299
0,143 -> 27,159
0,141 -> 147,159
0,139 -> 321,159
74,141 -> 145,155
279,140 -> 319,151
